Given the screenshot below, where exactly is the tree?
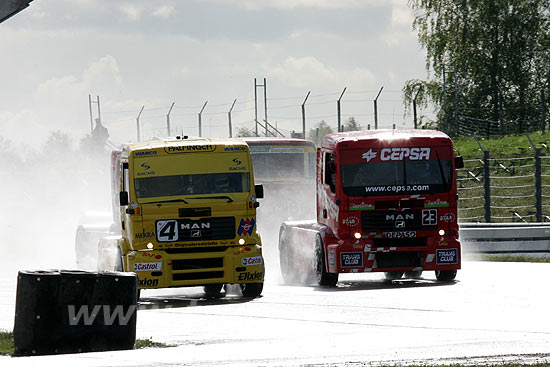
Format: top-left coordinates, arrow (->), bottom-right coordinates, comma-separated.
404,0 -> 550,136
236,127 -> 255,137
307,120 -> 334,145
342,117 -> 361,132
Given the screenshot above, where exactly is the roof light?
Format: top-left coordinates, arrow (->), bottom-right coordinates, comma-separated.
354,232 -> 362,239
147,243 -> 154,249
438,229 -> 445,236
239,239 -> 245,245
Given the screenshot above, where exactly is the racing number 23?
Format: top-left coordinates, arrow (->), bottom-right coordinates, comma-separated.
422,209 -> 437,226
157,220 -> 178,241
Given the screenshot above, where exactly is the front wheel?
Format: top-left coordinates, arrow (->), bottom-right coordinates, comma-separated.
204,284 -> 224,298
315,236 -> 338,287
279,228 -> 298,285
240,282 -> 263,298
435,270 -> 457,281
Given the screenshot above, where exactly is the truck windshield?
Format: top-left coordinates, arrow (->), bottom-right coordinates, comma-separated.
134,172 -> 250,199
251,151 -> 315,181
341,155 -> 452,196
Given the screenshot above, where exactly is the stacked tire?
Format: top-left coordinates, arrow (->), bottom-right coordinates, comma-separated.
13,270 -> 138,356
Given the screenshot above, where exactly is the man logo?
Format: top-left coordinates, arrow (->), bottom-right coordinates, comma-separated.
191,230 -> 201,237
395,220 -> 405,228
361,149 -> 377,162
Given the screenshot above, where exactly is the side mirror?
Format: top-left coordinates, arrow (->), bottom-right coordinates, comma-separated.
454,156 -> 464,169
255,184 -> 264,199
119,191 -> 129,206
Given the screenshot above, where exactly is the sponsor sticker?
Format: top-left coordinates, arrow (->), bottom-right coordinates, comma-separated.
341,252 -> 363,267
349,202 -> 374,211
383,231 -> 416,239
328,251 -> 336,266
139,278 -> 159,287
133,262 -> 162,271
436,249 -> 458,264
237,218 -> 255,236
237,271 -> 263,281
342,216 -> 359,226
440,213 -> 456,222
164,145 -> 216,154
425,199 -> 449,208
241,256 -> 263,266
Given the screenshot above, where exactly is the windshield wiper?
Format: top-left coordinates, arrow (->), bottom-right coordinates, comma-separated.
187,195 -> 234,203
146,198 -> 189,204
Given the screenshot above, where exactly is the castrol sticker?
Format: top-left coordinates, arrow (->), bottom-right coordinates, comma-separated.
133,262 -> 162,272
241,256 -> 263,266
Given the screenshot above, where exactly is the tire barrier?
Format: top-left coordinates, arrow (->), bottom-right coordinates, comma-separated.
13,270 -> 138,356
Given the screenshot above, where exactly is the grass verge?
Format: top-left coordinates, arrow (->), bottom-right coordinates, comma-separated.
0,331 -> 172,356
478,255 -> 550,263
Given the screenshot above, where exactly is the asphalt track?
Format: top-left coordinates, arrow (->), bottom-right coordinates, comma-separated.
1,260 -> 550,366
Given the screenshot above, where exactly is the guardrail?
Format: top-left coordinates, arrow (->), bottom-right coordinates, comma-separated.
459,222 -> 550,254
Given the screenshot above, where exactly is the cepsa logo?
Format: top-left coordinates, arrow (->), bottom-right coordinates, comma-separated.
362,147 -> 431,162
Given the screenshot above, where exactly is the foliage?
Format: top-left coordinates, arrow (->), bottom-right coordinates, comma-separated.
405,0 -> 550,135
0,330 -> 13,356
235,127 -> 256,137
307,120 -> 334,145
342,117 -> 361,132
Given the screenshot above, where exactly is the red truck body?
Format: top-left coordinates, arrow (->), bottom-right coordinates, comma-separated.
279,129 -> 462,285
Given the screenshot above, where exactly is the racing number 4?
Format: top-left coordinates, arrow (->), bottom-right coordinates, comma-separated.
422,209 -> 437,226
157,220 -> 178,241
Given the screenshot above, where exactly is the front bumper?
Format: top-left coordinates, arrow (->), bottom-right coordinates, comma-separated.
124,245 -> 265,289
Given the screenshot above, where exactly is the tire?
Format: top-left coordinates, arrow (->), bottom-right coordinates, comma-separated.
314,236 -> 338,287
115,247 -> 124,272
279,228 -> 298,285
203,284 -> 224,298
435,269 -> 457,281
404,270 -> 423,279
384,272 -> 404,280
240,282 -> 263,298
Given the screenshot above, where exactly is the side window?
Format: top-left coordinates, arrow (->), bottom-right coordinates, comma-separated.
324,152 -> 336,193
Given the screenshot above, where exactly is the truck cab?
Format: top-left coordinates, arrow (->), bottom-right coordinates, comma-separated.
279,129 -> 462,286
114,137 -> 265,297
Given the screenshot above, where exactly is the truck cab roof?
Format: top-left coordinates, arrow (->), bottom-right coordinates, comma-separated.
321,129 -> 452,149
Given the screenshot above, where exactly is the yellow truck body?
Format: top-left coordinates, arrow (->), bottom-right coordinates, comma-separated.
116,137 -> 264,296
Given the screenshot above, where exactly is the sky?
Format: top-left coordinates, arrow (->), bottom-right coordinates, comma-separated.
0,0 -> 430,149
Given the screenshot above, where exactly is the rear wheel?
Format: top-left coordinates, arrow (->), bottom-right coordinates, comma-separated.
315,236 -> 338,287
203,284 -> 224,298
384,271 -> 404,280
404,270 -> 423,279
240,282 -> 263,298
435,270 -> 457,281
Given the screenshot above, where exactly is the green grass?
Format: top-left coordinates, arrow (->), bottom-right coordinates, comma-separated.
0,331 -> 172,356
454,131 -> 550,158
0,330 -> 13,356
477,255 -> 550,263
452,131 -> 550,223
134,338 -> 174,349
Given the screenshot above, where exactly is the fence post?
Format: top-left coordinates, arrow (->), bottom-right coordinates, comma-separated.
535,147 -> 542,222
483,149 -> 491,223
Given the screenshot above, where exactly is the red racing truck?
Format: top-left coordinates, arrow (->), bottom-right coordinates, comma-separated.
279,129 -> 463,286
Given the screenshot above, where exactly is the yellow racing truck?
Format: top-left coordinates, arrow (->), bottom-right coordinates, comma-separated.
111,137 -> 265,297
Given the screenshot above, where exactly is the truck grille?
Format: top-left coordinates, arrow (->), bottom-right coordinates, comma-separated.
361,209 -> 437,232
376,252 -> 422,268
372,237 -> 427,248
175,217 -> 235,241
172,257 -> 223,270
173,271 -> 224,281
